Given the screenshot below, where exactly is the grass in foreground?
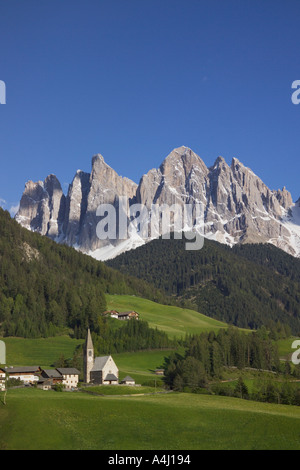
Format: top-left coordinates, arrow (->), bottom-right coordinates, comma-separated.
1,388 -> 300,450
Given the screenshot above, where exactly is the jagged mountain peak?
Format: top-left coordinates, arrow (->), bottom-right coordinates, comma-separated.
15,147 -> 300,260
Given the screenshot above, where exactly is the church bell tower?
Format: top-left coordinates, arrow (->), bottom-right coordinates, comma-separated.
84,328 -> 94,384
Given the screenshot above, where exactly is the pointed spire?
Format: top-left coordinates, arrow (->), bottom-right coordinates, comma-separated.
85,328 -> 93,350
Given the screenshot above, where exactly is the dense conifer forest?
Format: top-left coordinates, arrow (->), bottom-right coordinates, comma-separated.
163,327 -> 300,406
108,234 -> 300,334
0,208 -> 165,338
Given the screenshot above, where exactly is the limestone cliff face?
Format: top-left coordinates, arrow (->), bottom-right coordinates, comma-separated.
15,147 -> 300,259
16,175 -> 65,239
135,147 -> 299,255
77,154 -> 137,252
16,154 -> 137,254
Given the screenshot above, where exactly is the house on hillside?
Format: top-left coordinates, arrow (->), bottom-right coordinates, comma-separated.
110,310 -> 139,321
103,310 -> 119,317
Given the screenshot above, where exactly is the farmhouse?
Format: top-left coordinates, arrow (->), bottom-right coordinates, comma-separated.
107,310 -> 139,321
38,368 -> 80,390
3,366 -> 41,384
40,369 -> 63,384
56,368 -> 80,389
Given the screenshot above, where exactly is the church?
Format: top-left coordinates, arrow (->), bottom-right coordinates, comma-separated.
83,329 -> 119,385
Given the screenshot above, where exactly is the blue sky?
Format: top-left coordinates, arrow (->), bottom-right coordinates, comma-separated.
0,0 -> 300,215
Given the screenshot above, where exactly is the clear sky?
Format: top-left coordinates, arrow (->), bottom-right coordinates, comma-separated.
0,0 -> 300,215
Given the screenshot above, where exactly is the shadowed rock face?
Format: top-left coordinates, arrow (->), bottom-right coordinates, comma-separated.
16,147 -> 300,259
16,175 -> 66,239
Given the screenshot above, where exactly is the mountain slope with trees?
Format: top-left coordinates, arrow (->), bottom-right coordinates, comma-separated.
0,208 -> 166,338
107,235 -> 300,334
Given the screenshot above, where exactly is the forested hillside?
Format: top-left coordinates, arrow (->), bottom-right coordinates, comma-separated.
107,234 -> 300,334
0,209 -> 165,338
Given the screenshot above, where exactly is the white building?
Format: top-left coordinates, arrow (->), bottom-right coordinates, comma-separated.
56,368 -> 80,390
90,356 -> 119,385
4,366 -> 41,384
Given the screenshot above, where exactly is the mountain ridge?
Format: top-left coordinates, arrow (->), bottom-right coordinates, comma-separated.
15,146 -> 300,260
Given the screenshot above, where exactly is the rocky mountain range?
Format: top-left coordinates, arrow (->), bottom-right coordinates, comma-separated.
15,146 -> 300,260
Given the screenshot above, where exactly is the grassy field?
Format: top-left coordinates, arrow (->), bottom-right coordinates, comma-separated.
0,336 -> 83,369
276,337 -> 300,360
81,385 -> 165,395
114,349 -> 180,385
1,388 -> 300,450
0,336 -> 178,387
106,294 -> 228,338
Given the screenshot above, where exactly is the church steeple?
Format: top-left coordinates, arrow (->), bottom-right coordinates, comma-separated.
84,328 -> 94,384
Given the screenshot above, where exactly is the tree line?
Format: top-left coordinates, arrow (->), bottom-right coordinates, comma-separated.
163,327 -> 281,392
163,326 -> 300,406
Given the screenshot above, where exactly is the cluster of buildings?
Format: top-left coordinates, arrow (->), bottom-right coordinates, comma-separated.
104,310 -> 139,321
0,366 -> 81,391
0,329 -> 137,391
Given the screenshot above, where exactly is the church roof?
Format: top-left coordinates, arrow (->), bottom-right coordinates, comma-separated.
91,356 -> 111,372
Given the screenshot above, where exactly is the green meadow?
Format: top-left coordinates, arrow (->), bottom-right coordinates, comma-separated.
1,388 -> 300,450
276,337 -> 300,360
1,295 -> 300,450
106,294 -> 228,338
0,335 -> 83,369
114,349 -> 179,385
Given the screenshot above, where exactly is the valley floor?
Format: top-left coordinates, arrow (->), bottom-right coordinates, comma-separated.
1,388 -> 300,450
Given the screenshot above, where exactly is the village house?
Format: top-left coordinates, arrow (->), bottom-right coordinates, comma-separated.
56,368 -> 80,390
40,369 -> 64,384
37,378 -> 54,391
3,366 -> 41,384
38,368 -> 80,390
38,369 -> 62,389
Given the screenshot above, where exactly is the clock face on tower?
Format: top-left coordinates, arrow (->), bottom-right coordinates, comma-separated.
88,355 -> 93,363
